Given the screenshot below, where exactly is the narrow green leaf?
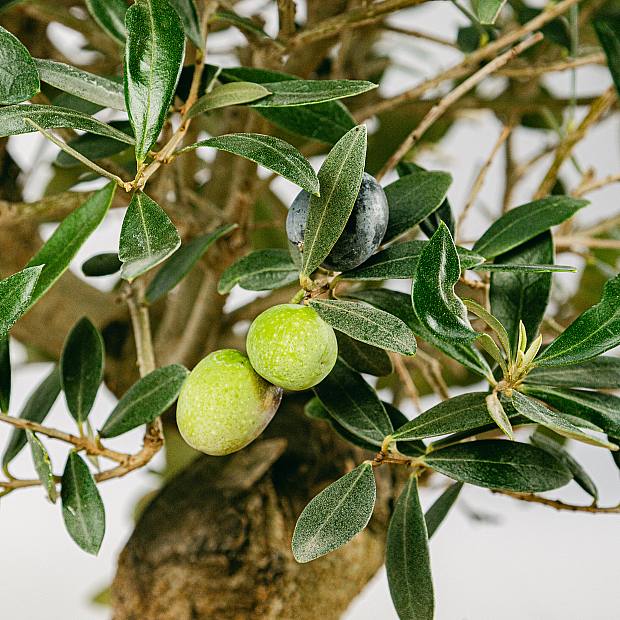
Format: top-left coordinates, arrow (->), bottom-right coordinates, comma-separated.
250,80 -> 376,107
526,356 -> 620,389
26,183 -> 115,307
313,359 -> 393,445
0,25 -> 39,104
339,241 -> 484,281
0,104 -> 135,142
490,232 -> 553,353
85,0 -> 127,43
464,298 -> 511,358
34,59 -> 125,111
301,125 -> 367,276
473,196 -> 588,258
535,273 -> 620,367
425,482 -> 463,539
217,248 -> 298,295
26,430 -> 58,503
486,392 -> 514,439
394,392 -> 501,440
530,431 -> 598,500
383,401 -> 426,457
146,224 -> 236,303
124,0 -> 185,163
473,0 -> 506,24
292,462 -> 376,563
119,192 -> 181,281
219,66 -> 356,144
60,317 -> 104,424
187,82 -> 270,117
346,288 -> 491,379
383,171 -> 453,243
180,133 -> 319,195
521,385 -> 620,440
169,0 -> 203,49
61,452 -> 105,554
386,475 -> 434,620
511,391 -> 615,450
81,253 -> 122,277
310,299 -> 417,356
0,266 -> 43,339
594,16 -> 620,97
476,263 -> 575,273
0,336 -> 10,412
2,366 -> 60,468
424,439 -> 572,492
412,222 -> 477,345
212,9 -> 272,40
99,364 -> 189,438
335,331 -> 393,377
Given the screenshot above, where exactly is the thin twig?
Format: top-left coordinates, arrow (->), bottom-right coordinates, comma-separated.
390,353 -> 422,412
382,24 -> 457,47
498,52 -> 606,78
572,171 -> 620,198
492,489 -> 620,513
376,33 -> 543,181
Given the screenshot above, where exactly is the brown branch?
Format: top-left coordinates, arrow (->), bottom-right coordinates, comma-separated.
390,353 -> 422,412
277,0 -> 296,38
572,171 -> 620,198
375,33 -> 543,181
498,52 -> 606,78
493,489 -> 620,514
382,24 -> 457,48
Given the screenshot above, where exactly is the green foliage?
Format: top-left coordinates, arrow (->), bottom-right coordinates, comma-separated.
81,253 -> 122,277
424,440 -> 572,492
119,192 -> 181,281
301,125 -> 367,276
383,171 -> 452,243
0,266 -> 43,339
386,475 -> 434,620
187,82 -> 271,117
292,462 -> 376,563
309,299 -> 417,356
313,359 -> 393,446
424,482 -> 463,539
594,15 -> 620,97
335,331 -> 393,377
26,431 -> 58,503
3,367 -> 60,468
472,0 -> 506,25
168,0 -> 202,49
61,452 -> 105,554
0,336 -> 9,412
181,133 -> 319,195
60,318 -> 104,425
0,25 -> 39,104
249,80 -> 376,107
526,356 -> 620,389
217,249 -> 298,294
124,0 -> 185,163
100,364 -> 188,438
85,0 -> 127,43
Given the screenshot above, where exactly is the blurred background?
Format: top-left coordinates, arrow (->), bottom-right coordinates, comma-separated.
1,0 -> 619,618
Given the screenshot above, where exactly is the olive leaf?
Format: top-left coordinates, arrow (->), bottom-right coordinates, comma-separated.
525,356 -> 620,389
0,336 -> 10,413
0,25 -> 39,104
26,431 -> 58,503
217,249 -> 299,295
424,439 -> 572,492
26,183 -> 116,309
335,331 -> 393,377
485,392 -> 514,439
292,462 -> 376,563
383,170 -> 453,243
0,104 -> 135,142
61,452 -> 105,554
309,299 -> 417,356
425,481 -> 463,539
535,273 -> 620,367
473,0 -> 506,25
169,0 -> 203,49
34,59 -> 125,111
60,317 -> 104,424
301,125 -> 367,277
0,266 -> 43,340
124,0 -> 185,163
3,366 -> 61,468
187,83 -> 271,117
85,0 -> 127,43
386,475 -> 434,620
119,192 -> 181,282
412,222 -> 478,345
100,364 -> 189,438
594,15 -> 620,97
473,196 -> 588,258
313,359 -> 393,445
179,133 -> 319,196
146,224 -> 237,303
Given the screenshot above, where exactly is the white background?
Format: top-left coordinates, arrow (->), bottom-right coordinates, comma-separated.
2,1 -> 620,618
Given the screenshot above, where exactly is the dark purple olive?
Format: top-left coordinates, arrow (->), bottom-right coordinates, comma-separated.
286,172 -> 389,272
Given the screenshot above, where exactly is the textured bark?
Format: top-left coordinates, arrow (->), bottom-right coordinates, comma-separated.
113,396 -> 395,620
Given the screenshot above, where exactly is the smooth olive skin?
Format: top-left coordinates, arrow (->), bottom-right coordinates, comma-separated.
176,349 -> 283,456
286,172 -> 389,272
246,304 -> 338,391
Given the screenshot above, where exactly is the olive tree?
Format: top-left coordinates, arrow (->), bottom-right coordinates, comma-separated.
0,0 -> 619,618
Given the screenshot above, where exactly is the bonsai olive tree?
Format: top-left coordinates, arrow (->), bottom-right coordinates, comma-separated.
0,0 -> 619,618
